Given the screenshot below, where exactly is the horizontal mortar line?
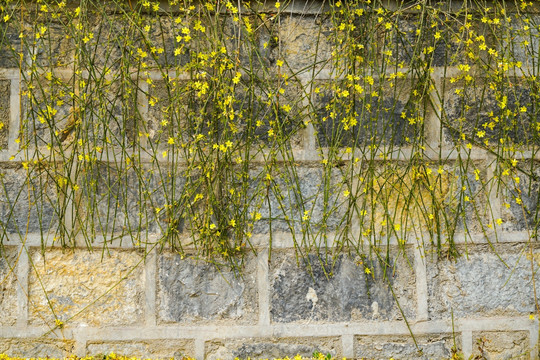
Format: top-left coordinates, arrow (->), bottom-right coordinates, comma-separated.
2,230 -> 536,250
1,316 -> 534,341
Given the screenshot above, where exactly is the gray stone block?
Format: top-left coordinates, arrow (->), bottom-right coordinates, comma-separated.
270,250 -> 416,322
206,337 -> 341,360
427,244 -> 540,319
355,334 -> 459,360
0,80 -> 10,150
0,165 -> 58,234
158,252 -> 258,323
21,76 -> 72,148
314,79 -> 422,147
501,161 -> 540,232
77,163 -> 183,236
248,166 -> 346,234
441,78 -> 539,146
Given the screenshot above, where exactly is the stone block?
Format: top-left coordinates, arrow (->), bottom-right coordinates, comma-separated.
0,80 -> 10,150
0,22 -> 24,68
270,250 -> 416,323
158,252 -> 258,323
472,331 -> 530,360
427,243 -> 540,319
20,75 -> 73,149
248,166 -> 346,235
441,78 -> 538,146
277,16 -> 332,74
314,78 -> 423,147
87,340 -> 195,359
355,334 -> 459,360
0,338 -> 74,358
31,20 -> 74,68
0,246 -> 18,326
0,164 -> 58,234
205,337 -> 341,360
28,248 -> 144,327
76,163 -> 183,237
500,160 -> 540,232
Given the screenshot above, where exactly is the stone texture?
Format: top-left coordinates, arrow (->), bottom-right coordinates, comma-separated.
0,164 -> 58,234
158,252 -> 258,323
501,161 -> 540,232
21,75 -> 73,149
248,166 -> 346,234
270,250 -> 416,322
0,246 -> 18,326
0,80 -> 10,150
31,20 -> 74,68
314,78 -> 423,147
0,21 -> 25,68
472,331 -> 530,360
77,163 -> 183,236
0,339 -> 74,358
87,340 -> 195,359
441,78 -> 539,146
205,337 -> 341,360
355,334 -> 459,360
29,248 -> 144,326
427,243 -> 540,319
277,16 -> 332,74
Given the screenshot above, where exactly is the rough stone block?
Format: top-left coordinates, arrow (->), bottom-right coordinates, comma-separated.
205,337 -> 341,360
31,21 -> 74,68
501,15 -> 540,66
0,339 -> 74,358
87,340 -> 195,359
270,250 -> 416,322
0,164 -> 58,234
472,331 -> 530,360
355,334 -> 459,360
277,16 -> 332,74
21,75 -> 73,149
248,166 -> 346,235
77,163 -> 182,237
427,244 -> 540,319
500,161 -> 540,232
0,246 -> 18,326
0,22 -> 24,68
0,80 -> 10,150
28,248 -> 144,327
158,252 -> 258,323
314,78 -> 423,147
441,78 -> 538,146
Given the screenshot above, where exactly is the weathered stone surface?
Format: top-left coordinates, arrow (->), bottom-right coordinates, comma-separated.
0,80 -> 10,150
77,163 -> 184,236
472,331 -> 530,360
248,166 -> 346,234
500,161 -> 540,232
427,244 -> 540,319
32,21 -> 73,68
278,16 -> 332,74
21,76 -> 72,149
314,78 -> 423,147
29,248 -> 144,326
441,78 -> 538,146
158,252 -> 258,323
270,250 -> 416,322
0,165 -> 58,234
0,246 -> 18,326
0,339 -> 74,358
0,22 -> 24,68
355,334 -> 459,360
205,337 -> 341,360
87,340 -> 195,359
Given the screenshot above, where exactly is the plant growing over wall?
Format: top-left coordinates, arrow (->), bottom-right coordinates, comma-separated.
0,0 -> 539,349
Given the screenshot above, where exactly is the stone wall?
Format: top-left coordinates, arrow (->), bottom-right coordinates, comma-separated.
0,0 -> 539,359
